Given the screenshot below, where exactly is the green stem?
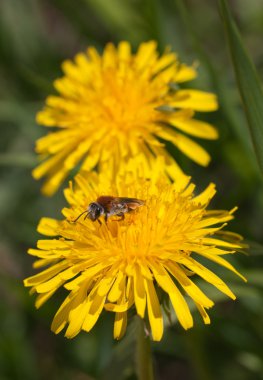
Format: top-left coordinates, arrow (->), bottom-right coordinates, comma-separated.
183,330 -> 212,380
135,318 -> 154,380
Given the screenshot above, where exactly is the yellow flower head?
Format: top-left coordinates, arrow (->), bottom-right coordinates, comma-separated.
24,168 -> 245,341
33,41 -> 218,195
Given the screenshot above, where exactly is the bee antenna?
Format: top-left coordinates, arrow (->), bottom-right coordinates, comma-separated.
73,210 -> 89,223
84,212 -> 91,221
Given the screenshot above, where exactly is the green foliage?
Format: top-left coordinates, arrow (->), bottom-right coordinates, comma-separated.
0,0 -> 262,379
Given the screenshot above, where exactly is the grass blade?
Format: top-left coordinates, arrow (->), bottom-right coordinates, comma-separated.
219,0 -> 263,175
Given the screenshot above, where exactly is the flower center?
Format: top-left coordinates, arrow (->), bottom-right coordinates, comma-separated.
90,69 -> 161,132
99,189 -> 202,262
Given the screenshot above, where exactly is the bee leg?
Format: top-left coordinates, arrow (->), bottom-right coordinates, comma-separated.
97,219 -> 102,225
104,214 -> 108,224
117,213 -> 125,221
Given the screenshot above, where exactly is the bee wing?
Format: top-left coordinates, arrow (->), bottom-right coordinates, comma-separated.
96,196 -> 145,214
115,197 -> 145,210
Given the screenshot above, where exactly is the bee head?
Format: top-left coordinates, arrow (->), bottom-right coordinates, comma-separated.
87,202 -> 104,221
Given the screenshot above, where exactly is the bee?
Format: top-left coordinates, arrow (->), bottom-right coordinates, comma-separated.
73,196 -> 145,223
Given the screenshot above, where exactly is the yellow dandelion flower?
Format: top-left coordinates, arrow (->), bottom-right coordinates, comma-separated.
24,169 -> 246,341
33,41 -> 218,195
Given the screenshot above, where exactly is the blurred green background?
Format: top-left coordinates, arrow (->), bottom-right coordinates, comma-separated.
0,0 -> 262,379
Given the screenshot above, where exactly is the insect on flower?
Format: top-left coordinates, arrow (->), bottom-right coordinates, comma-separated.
73,196 -> 145,223
25,172 -> 247,340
